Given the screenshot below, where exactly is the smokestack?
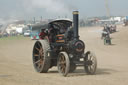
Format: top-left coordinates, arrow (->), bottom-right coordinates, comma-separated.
73,11 -> 79,40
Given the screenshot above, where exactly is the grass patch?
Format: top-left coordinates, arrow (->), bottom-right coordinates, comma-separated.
0,35 -> 27,41
0,36 -> 30,45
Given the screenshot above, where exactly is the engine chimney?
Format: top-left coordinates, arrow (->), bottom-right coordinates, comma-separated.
73,11 -> 79,40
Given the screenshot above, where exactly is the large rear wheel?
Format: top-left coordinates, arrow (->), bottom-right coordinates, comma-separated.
84,51 -> 97,75
32,40 -> 51,73
57,52 -> 70,76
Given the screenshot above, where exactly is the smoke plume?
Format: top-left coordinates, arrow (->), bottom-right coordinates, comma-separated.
23,0 -> 74,16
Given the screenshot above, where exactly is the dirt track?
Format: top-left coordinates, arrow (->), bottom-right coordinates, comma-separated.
0,26 -> 128,85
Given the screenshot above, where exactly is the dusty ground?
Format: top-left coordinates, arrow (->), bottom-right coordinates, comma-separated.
0,26 -> 128,85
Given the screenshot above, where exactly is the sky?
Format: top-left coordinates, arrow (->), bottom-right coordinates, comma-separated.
0,0 -> 128,20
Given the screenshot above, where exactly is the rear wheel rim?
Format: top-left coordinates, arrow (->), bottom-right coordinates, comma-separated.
33,42 -> 44,71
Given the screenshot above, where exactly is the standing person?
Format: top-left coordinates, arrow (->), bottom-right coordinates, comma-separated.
101,24 -> 110,39
102,24 -> 111,45
39,29 -> 46,39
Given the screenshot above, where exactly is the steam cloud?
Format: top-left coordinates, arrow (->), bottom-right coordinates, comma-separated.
23,0 -> 75,15
0,0 -> 77,23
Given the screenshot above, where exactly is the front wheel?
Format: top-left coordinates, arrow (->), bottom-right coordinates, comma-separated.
84,51 -> 97,75
57,52 -> 70,76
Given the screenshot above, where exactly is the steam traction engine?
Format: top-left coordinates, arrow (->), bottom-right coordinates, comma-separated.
32,11 -> 97,76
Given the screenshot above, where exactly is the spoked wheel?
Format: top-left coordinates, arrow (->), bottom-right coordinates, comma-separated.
84,51 -> 97,75
57,52 -> 70,76
33,40 -> 51,73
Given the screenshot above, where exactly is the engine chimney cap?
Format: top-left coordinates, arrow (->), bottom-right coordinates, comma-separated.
73,11 -> 79,14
